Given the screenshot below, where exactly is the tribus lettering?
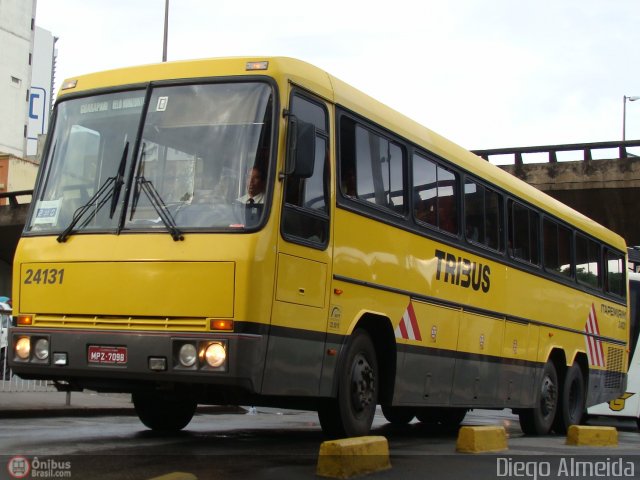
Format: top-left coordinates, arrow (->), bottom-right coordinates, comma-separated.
435,249 -> 491,293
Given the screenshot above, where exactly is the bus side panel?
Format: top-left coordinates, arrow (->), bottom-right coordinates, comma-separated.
392,302 -> 460,405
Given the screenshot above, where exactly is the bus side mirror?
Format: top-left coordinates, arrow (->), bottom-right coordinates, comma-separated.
285,115 -> 316,178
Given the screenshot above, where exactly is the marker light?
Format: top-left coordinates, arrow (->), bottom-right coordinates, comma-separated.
34,338 -> 50,360
203,342 -> 226,368
178,343 -> 198,367
15,337 -> 31,360
61,79 -> 78,90
246,61 -> 268,71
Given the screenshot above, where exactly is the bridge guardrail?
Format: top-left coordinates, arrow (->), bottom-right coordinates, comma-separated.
0,190 -> 33,208
473,139 -> 640,166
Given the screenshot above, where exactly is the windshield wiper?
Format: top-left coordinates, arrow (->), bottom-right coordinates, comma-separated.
57,142 -> 129,243
128,145 -> 183,241
130,174 -> 184,241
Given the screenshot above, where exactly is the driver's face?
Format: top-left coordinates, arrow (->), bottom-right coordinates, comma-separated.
246,168 -> 264,197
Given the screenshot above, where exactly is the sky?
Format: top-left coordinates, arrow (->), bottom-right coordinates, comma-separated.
34,0 -> 640,152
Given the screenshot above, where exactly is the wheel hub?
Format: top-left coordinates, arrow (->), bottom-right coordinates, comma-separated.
540,375 -> 557,417
350,353 -> 375,412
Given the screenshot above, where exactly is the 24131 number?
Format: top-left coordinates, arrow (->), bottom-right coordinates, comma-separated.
24,268 -> 65,285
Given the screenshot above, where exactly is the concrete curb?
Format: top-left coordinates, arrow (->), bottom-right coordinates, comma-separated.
316,436 -> 391,479
566,425 -> 618,446
456,426 -> 508,453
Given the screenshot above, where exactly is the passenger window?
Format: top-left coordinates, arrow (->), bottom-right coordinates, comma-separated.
605,250 -> 625,297
508,200 -> 539,265
464,178 -> 503,250
282,94 -> 329,248
413,153 -> 458,234
339,117 -> 405,214
576,234 -> 601,289
543,218 -> 572,277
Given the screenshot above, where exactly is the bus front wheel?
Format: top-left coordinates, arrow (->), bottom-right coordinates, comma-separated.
132,392 -> 197,432
518,361 -> 559,435
318,330 -> 378,438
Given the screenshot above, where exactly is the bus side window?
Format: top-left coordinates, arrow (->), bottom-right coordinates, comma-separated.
282,93 -> 330,248
576,234 -> 601,289
339,116 -> 405,214
508,200 -> 539,265
413,152 -> 458,234
605,249 -> 626,297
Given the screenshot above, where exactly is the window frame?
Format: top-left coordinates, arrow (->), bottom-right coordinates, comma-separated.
280,89 -> 331,250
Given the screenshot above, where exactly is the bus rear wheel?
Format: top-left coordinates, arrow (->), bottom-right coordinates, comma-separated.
381,406 -> 415,425
318,330 -> 378,438
416,407 -> 467,430
518,361 -> 558,435
132,392 -> 197,432
553,363 -> 586,434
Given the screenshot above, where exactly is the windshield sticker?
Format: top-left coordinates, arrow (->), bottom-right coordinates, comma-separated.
156,96 -> 168,112
33,199 -> 61,225
80,101 -> 109,114
80,97 -> 144,115
112,97 -> 144,110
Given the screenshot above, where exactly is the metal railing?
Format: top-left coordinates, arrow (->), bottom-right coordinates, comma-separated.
472,139 -> 640,166
0,189 -> 33,207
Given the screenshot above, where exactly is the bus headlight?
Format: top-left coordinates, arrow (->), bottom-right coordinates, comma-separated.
203,342 -> 226,368
15,337 -> 31,360
34,338 -> 50,360
178,343 -> 198,367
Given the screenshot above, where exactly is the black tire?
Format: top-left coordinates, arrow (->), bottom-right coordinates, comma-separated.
416,407 -> 467,430
318,330 -> 378,438
381,405 -> 414,425
132,392 -> 197,432
518,361 -> 559,435
553,363 -> 586,434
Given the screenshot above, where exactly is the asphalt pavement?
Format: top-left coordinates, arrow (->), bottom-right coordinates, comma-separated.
0,382 -> 245,418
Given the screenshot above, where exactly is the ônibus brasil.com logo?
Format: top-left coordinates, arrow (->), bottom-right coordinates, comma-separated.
7,456 -> 72,478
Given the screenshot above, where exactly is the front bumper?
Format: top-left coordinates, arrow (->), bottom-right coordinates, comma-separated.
8,327 -> 266,394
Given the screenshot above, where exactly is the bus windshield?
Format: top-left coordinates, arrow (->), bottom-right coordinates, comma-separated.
27,81 -> 274,235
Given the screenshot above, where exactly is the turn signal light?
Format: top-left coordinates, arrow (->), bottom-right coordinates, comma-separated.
209,319 -> 233,331
17,315 -> 33,326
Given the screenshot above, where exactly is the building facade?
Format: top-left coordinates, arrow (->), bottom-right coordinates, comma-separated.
0,0 -> 37,157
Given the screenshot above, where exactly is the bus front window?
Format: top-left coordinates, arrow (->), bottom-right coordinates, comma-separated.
26,82 -> 274,235
126,82 -> 273,231
27,91 -> 145,234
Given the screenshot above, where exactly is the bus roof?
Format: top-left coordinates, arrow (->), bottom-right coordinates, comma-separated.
58,56 -> 626,251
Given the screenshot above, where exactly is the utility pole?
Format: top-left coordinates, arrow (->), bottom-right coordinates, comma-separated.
162,0 -> 169,62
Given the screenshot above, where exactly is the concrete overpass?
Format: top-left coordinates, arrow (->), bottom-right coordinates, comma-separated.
0,190 -> 32,294
1,139 -> 640,295
472,139 -> 640,247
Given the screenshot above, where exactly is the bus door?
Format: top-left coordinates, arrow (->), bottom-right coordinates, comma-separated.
261,90 -> 333,396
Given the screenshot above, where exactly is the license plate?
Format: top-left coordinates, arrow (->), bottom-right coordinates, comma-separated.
88,345 -> 127,365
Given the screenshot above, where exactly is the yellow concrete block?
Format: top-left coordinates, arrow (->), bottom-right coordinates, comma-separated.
316,435 -> 391,479
456,426 -> 508,453
147,473 -> 197,480
566,425 -> 618,446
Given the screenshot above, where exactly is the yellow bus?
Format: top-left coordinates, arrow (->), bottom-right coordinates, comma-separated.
9,57 -> 629,437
